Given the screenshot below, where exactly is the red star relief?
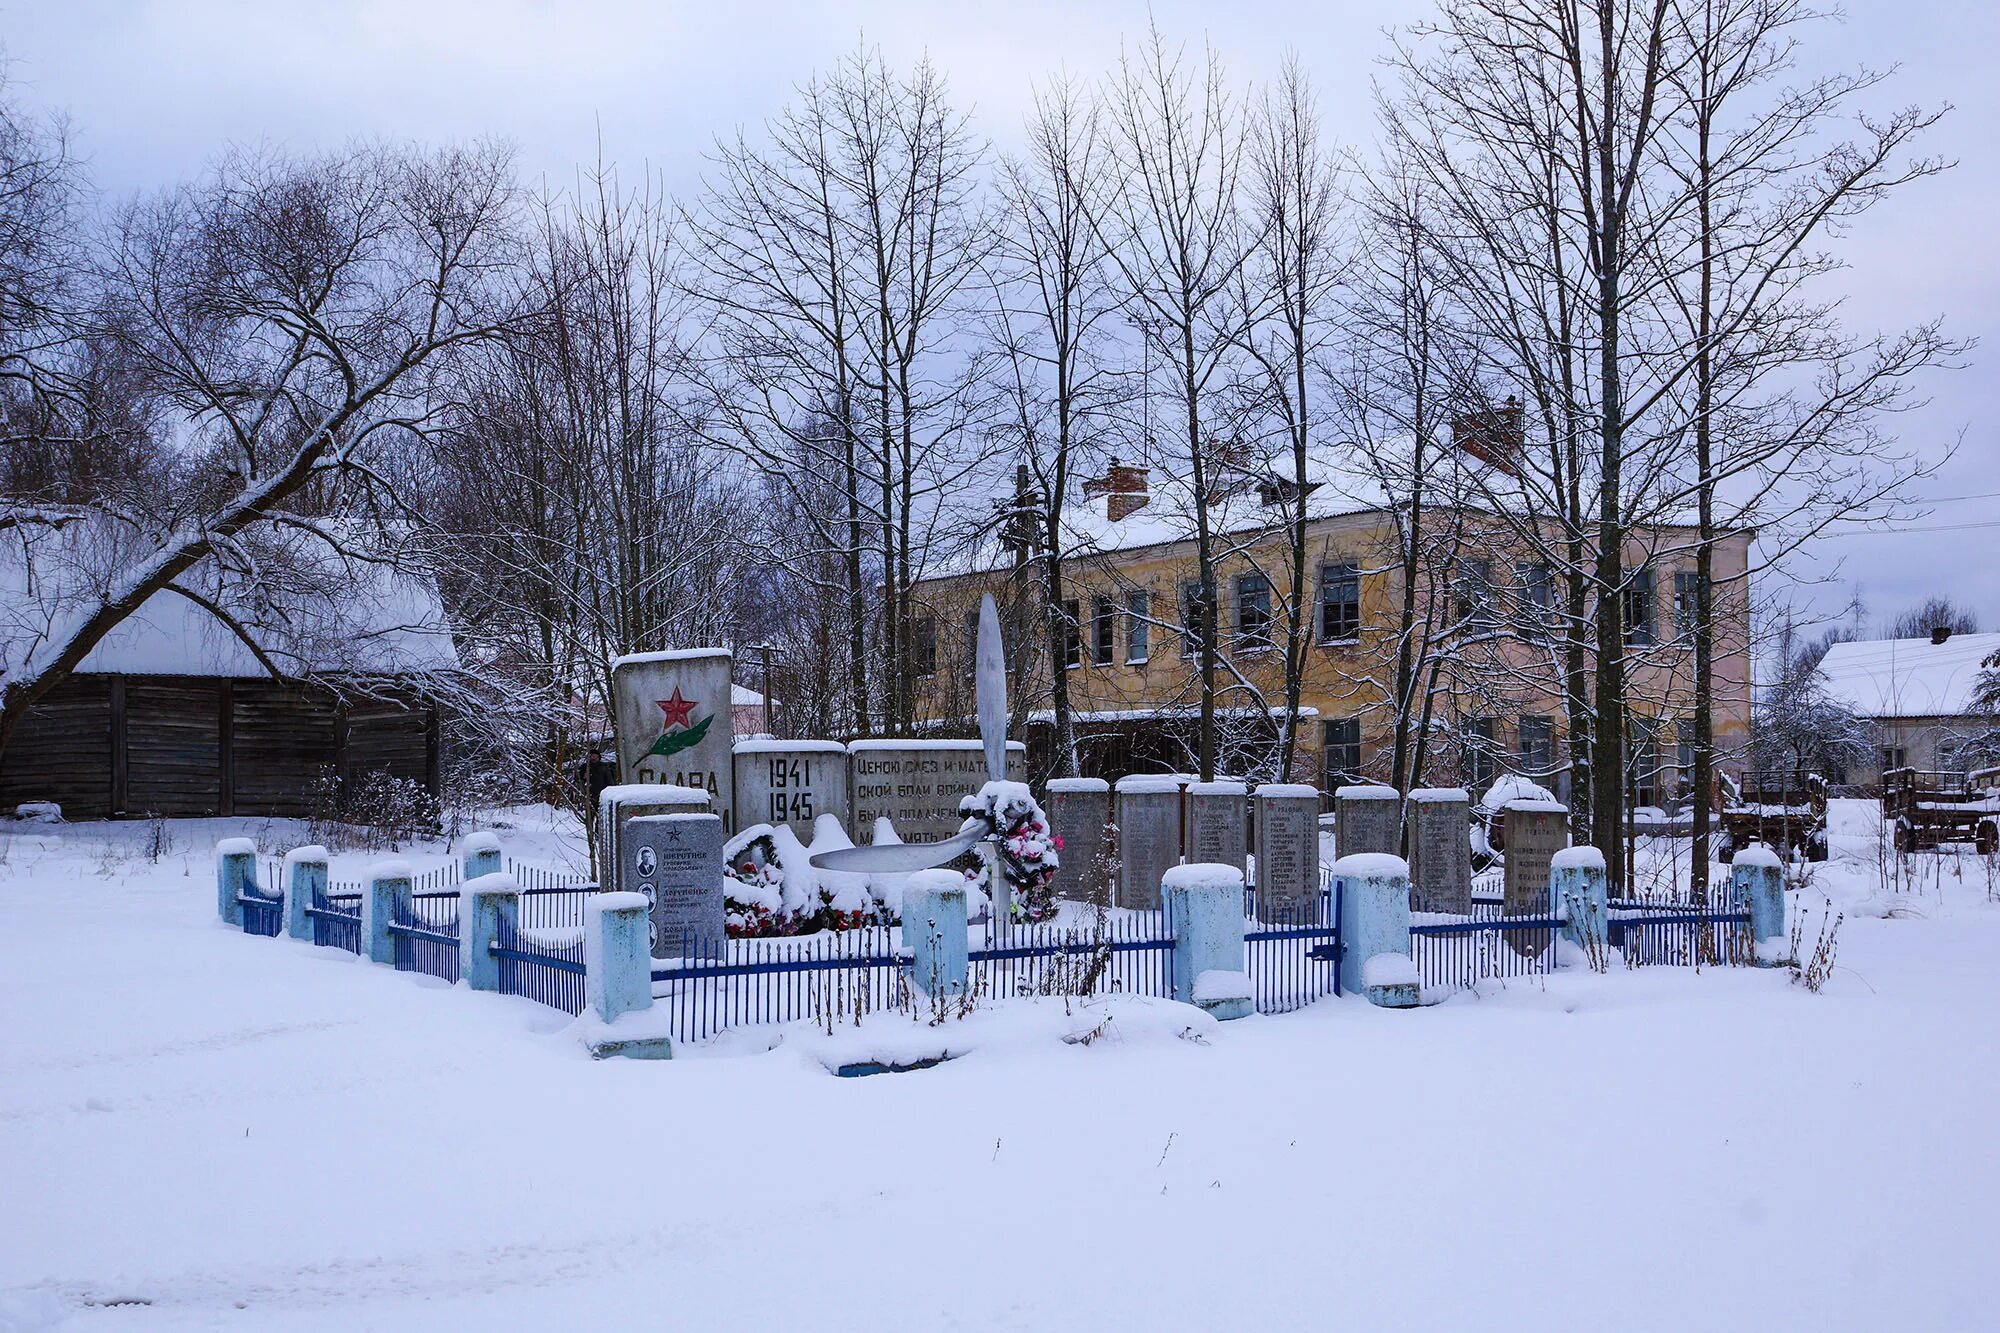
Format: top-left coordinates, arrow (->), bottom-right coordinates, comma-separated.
656,689 -> 697,731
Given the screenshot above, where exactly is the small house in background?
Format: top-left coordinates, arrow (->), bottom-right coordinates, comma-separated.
0,540 -> 457,819
732,683 -> 775,738
1816,629 -> 2000,788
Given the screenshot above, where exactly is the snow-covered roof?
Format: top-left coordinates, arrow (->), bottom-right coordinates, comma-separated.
731,684 -> 766,706
935,440 -> 1445,578
1815,633 -> 2000,720
0,521 -> 458,682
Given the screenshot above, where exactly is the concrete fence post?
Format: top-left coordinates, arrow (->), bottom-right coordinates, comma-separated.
1334,853 -> 1420,1008
459,872 -> 520,991
282,844 -> 329,942
215,838 -> 257,926
1733,845 -> 1789,966
1550,846 -> 1609,961
1163,864 -> 1252,1021
902,868 -> 970,998
585,892 -> 655,1022
363,859 -> 411,966
462,831 -> 502,882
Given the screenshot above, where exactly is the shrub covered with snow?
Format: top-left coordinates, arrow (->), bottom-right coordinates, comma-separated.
721,817 -> 899,937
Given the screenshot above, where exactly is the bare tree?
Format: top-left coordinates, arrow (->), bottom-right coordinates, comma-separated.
990,73 -> 1123,777
1236,55 -> 1344,781
1,142 -> 522,758
1101,23 -> 1259,780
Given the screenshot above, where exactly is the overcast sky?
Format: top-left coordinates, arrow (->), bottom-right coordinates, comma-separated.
5,0 -> 1994,637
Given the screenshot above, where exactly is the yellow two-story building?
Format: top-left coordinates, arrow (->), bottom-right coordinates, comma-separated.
909,440 -> 1752,808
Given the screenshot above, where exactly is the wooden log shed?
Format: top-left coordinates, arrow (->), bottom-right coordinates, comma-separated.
1,537 -> 456,820
0,674 -> 439,819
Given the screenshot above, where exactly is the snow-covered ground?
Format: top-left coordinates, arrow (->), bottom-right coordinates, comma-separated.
3,800 -> 1998,1330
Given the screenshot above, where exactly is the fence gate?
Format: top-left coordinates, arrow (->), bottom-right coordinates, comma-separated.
1243,884 -> 1342,1013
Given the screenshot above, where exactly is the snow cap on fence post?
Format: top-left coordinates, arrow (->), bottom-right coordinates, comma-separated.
459,871 -> 520,992
903,868 -> 969,998
1163,863 -> 1252,1020
1551,846 -> 1608,962
362,860 -> 411,966
462,831 -> 502,882
215,837 -> 257,926
1732,844 -> 1789,966
1334,853 -> 1420,1008
282,844 -> 329,942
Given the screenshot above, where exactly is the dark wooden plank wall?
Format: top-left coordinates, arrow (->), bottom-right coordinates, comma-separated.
0,674 -> 438,818
0,675 -> 113,814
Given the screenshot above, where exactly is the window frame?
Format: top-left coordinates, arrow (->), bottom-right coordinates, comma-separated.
1126,591 -> 1151,665
1234,571 -> 1274,650
1319,561 -> 1361,643
1091,596 -> 1117,666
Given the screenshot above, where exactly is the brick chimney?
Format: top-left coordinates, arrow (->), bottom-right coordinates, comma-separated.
1082,458 -> 1150,521
1453,396 -> 1524,474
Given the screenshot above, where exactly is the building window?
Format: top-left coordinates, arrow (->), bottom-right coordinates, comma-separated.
1126,591 -> 1150,664
1180,579 -> 1206,656
1465,716 -> 1498,792
1061,599 -> 1081,669
1623,568 -> 1657,647
1673,569 -> 1702,640
1518,715 -> 1554,776
1235,573 -> 1273,649
913,616 -> 936,677
1514,562 -> 1555,638
1092,597 -> 1116,666
1628,716 -> 1661,808
1319,562 -> 1360,642
1323,718 -> 1361,791
1456,559 -> 1496,635
1879,746 -> 1907,775
964,608 -> 979,679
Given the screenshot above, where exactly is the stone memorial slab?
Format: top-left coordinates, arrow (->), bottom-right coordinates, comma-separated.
1335,785 -> 1403,859
1183,780 -> 1249,875
1114,775 -> 1183,911
1501,801 -> 1568,957
1408,787 -> 1473,915
733,740 -> 849,842
596,783 -> 709,888
626,812 -> 727,959
1251,784 -> 1321,921
1045,778 -> 1111,904
609,649 -> 736,834
847,739 -> 1026,844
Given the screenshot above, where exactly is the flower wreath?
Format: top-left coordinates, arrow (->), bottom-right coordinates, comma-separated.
959,784 -> 1063,924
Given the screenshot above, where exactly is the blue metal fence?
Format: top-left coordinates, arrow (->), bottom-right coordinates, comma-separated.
391,891 -> 461,983
237,887 -> 282,937
1243,885 -> 1342,1012
493,919 -> 589,1013
968,909 -> 1175,1003
1409,905 -> 1565,996
308,886 -> 363,953
650,927 -> 908,1045
1608,894 -> 1754,968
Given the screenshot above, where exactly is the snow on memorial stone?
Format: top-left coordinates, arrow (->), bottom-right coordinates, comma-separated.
627,812 -> 726,959
1183,781 -> 1248,877
846,739 -> 1025,845
732,740 -> 849,842
1408,788 -> 1472,915
609,649 -> 736,834
1501,801 -> 1568,956
1046,778 -> 1110,904
1115,774 -> 1183,911
1252,785 -> 1320,921
1335,785 -> 1402,858
597,784 -> 708,889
